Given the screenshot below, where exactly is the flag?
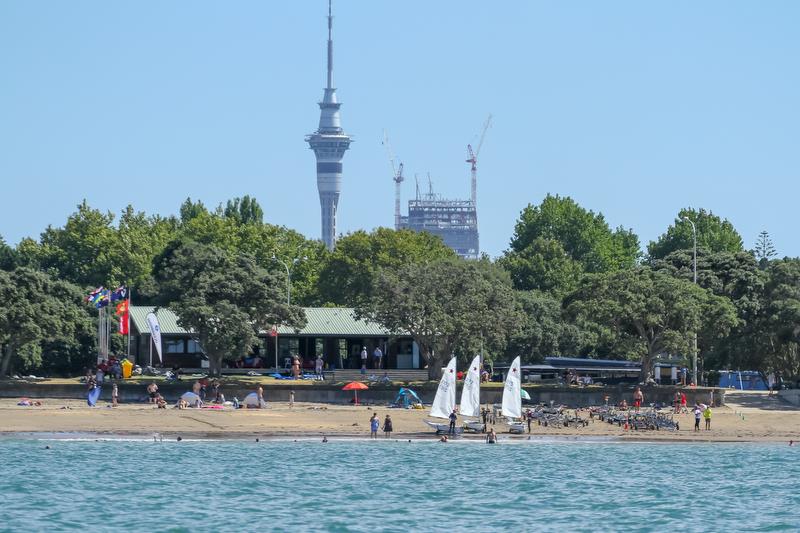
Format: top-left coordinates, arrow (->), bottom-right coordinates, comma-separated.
110,286 -> 128,303
86,286 -> 104,303
118,300 -> 130,335
146,312 -> 163,362
115,300 -> 129,315
94,289 -> 110,308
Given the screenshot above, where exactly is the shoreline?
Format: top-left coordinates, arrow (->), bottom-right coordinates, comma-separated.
2,396 -> 798,444
0,430 -> 792,444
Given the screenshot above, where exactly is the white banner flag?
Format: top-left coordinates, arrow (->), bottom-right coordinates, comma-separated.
146,312 -> 163,363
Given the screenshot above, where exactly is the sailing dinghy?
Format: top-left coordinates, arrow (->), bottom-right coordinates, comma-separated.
501,356 -> 525,433
460,355 -> 484,432
424,357 -> 461,433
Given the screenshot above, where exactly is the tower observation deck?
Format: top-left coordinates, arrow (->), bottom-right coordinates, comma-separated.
306,0 -> 351,250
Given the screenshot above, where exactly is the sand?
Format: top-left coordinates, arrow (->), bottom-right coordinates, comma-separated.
2,391 -> 799,442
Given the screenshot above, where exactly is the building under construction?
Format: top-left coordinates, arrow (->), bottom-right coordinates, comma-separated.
398,181 -> 479,259
386,116 -> 490,260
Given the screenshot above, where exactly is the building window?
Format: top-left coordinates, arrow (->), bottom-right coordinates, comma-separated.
165,339 -> 185,354
187,339 -> 202,354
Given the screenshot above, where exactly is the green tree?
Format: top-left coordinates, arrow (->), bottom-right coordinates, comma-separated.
652,249 -> 765,372
36,200 -> 118,287
648,208 -> 744,260
753,230 -> 777,268
565,267 -> 737,380
0,268 -> 94,377
506,290 -> 583,363
499,238 -> 584,295
503,195 -> 640,293
752,259 -> 800,380
0,235 -> 15,270
223,195 -> 264,225
177,207 -> 327,305
152,240 -> 306,375
357,259 -> 521,380
318,228 -> 456,306
179,197 -> 208,223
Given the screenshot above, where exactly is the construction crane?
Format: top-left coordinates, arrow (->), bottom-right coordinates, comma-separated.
382,130 -> 405,230
466,114 -> 492,206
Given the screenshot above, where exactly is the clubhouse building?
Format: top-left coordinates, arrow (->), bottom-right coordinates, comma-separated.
128,306 -> 420,371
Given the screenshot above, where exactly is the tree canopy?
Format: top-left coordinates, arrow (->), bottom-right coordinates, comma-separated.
152,240 -> 306,375
358,259 -> 521,379
503,195 -> 640,294
565,267 -> 737,379
647,208 -> 743,260
318,228 -> 456,306
0,268 -> 95,377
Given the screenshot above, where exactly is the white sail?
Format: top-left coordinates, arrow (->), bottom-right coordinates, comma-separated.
460,355 -> 481,418
430,357 -> 457,419
501,356 -> 522,419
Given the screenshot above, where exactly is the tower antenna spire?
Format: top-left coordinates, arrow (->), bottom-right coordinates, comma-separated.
327,0 -> 333,89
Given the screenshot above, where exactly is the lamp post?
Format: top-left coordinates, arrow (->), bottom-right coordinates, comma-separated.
272,254 -> 305,305
682,216 -> 698,386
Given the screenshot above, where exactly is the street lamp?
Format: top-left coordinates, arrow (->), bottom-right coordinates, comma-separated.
681,216 -> 698,386
272,254 -> 305,305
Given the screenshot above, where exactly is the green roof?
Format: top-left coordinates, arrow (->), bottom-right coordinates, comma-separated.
130,306 -> 398,337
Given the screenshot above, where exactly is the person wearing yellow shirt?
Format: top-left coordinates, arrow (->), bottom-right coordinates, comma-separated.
703,406 -> 712,430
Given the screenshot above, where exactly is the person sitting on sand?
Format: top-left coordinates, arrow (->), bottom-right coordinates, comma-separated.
156,395 -> 167,409
179,397 -> 188,410
486,428 -> 497,444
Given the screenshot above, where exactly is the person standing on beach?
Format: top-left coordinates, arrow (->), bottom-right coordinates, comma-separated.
112,383 -> 119,407
289,390 -> 295,409
633,387 -> 644,412
694,405 -> 702,431
448,409 -> 457,436
147,382 -> 158,404
382,414 -> 393,438
680,391 -> 687,413
257,384 -> 265,408
370,412 -> 379,439
703,405 -> 712,430
373,346 -> 383,370
360,347 -> 368,374
315,355 -> 324,378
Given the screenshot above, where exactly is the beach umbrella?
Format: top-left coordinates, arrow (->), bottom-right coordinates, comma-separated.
342,381 -> 368,405
520,389 -> 531,400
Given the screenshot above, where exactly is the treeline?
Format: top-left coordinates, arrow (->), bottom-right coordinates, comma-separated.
1,194 -> 798,382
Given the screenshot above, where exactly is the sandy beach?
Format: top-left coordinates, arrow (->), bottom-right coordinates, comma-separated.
2,391 -> 799,442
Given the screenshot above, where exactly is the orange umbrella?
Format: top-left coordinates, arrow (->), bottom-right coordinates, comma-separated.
342,381 -> 368,405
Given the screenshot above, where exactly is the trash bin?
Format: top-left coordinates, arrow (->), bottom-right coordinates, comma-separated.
121,359 -> 133,379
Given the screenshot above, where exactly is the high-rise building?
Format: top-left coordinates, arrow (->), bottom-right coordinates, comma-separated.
306,0 -> 351,250
399,186 -> 480,260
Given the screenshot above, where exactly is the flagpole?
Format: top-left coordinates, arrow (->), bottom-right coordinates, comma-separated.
127,287 -> 132,359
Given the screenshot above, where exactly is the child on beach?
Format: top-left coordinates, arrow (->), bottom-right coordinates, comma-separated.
694,405 -> 702,431
703,405 -> 712,430
112,383 -> 118,407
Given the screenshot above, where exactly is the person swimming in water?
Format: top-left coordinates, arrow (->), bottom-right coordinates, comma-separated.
486,428 -> 497,444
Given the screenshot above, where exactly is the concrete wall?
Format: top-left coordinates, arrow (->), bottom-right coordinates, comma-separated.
0,381 -> 725,407
779,389 -> 800,406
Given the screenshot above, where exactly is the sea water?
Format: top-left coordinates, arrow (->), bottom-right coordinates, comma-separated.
0,437 -> 797,532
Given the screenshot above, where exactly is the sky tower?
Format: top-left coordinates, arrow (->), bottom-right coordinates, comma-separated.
306,0 -> 351,250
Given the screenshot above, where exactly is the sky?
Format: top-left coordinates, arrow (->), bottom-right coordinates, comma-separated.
1,1 -> 799,258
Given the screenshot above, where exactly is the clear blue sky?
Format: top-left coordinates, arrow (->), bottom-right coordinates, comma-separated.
2,1 -> 799,258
